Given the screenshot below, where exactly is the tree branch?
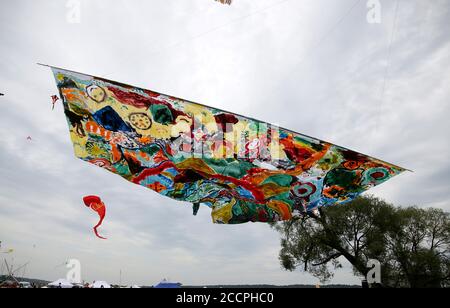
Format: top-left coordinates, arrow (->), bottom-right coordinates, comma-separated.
312,253 -> 342,266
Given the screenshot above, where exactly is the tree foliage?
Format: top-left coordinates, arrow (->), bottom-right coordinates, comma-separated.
272,196 -> 450,287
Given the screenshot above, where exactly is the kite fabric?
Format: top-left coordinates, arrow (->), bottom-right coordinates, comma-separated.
83,195 -> 107,239
49,66 -> 406,224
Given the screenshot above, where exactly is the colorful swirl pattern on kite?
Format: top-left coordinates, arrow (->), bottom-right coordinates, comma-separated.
52,68 -> 405,224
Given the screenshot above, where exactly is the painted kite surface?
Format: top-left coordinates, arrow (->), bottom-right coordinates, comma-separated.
51,67 -> 405,224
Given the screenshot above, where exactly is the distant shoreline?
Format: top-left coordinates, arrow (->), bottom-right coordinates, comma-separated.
1,275 -> 360,288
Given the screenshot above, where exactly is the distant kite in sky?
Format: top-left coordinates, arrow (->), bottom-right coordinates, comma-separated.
51,95 -> 60,110
47,66 -> 406,224
215,0 -> 232,5
26,136 -> 32,141
83,195 -> 107,239
0,93 -> 4,96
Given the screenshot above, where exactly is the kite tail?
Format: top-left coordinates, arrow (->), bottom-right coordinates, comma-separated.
93,216 -> 107,240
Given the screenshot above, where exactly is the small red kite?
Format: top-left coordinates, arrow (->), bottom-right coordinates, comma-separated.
82,195 -> 107,239
51,95 -> 60,110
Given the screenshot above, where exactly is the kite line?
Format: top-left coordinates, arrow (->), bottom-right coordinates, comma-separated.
376,0 -> 400,131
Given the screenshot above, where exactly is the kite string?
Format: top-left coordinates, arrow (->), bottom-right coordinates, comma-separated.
275,0 -> 363,85
100,0 -> 293,79
96,0 -> 366,146
376,0 -> 400,131
101,0 -> 368,132
161,0 -> 292,52
249,0 -> 363,135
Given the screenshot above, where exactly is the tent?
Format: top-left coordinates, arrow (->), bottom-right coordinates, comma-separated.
90,281 -> 111,288
154,279 -> 181,288
48,279 -> 74,288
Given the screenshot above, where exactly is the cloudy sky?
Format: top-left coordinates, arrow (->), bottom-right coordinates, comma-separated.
0,0 -> 449,286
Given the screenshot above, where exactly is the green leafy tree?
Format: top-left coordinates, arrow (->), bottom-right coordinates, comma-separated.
272,195 -> 450,287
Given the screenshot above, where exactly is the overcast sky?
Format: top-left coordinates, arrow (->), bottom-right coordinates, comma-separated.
0,0 -> 449,286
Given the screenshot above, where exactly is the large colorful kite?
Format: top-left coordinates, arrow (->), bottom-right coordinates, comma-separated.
47,66 -> 406,224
